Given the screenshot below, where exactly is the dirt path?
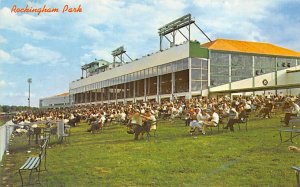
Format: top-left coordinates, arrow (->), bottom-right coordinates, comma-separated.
1,153 -> 15,187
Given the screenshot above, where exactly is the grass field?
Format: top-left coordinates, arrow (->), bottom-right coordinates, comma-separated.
0,119 -> 8,126
0,115 -> 11,126
0,116 -> 299,186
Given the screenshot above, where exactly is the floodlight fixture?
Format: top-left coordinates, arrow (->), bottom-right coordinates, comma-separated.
158,13 -> 212,51
112,46 -> 125,57
158,14 -> 194,36
111,46 -> 132,67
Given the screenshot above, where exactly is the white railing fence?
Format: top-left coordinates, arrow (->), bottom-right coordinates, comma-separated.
0,121 -> 14,162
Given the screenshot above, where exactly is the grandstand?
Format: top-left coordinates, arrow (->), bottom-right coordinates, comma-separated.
65,14 -> 300,105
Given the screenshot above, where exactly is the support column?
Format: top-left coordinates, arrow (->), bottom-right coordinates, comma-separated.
144,79 -> 147,102
229,54 -> 232,91
275,57 -> 278,95
90,91 -> 92,103
124,83 -> 126,103
207,50 -> 211,98
188,58 -> 192,99
172,31 -> 175,47
171,72 -> 175,101
95,90 -> 97,102
160,36 -> 163,51
157,76 -> 160,103
101,88 -> 104,104
252,56 -> 255,95
72,94 -> 75,105
115,85 -> 118,103
133,81 -> 136,103
188,23 -> 190,41
108,87 -> 110,102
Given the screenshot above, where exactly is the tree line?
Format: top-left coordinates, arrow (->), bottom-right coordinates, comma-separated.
0,105 -> 38,113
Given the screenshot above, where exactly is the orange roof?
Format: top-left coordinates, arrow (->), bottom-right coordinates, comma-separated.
201,39 -> 300,57
56,92 -> 69,97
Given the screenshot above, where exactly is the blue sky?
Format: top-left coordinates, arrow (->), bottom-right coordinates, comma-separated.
0,0 -> 300,107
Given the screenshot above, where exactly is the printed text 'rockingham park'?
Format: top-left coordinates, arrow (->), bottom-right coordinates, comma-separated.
10,4 -> 82,15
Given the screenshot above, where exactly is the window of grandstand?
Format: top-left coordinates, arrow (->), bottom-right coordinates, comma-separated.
160,74 -> 172,94
254,56 -> 275,74
277,58 -> 297,70
175,70 -> 189,93
210,52 -> 230,87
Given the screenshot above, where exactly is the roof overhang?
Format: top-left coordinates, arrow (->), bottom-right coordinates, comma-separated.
286,69 -> 300,74
210,83 -> 300,94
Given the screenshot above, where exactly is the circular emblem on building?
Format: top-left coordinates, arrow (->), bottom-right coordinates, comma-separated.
262,79 -> 268,86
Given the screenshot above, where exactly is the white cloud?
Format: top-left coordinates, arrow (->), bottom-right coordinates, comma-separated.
80,48 -> 112,65
0,92 -> 36,98
0,45 -> 69,66
192,0 -> 278,42
0,35 -> 7,44
82,26 -> 104,40
0,80 -> 8,87
0,91 -> 37,106
77,0 -> 188,62
0,7 -> 60,40
0,80 -> 16,88
11,44 -> 68,65
193,0 -> 270,19
0,49 -> 13,63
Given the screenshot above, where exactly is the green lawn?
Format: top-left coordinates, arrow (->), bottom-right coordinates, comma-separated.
1,116 -> 299,186
0,120 -> 6,126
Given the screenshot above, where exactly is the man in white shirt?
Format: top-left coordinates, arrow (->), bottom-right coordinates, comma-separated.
223,102 -> 239,132
202,109 -> 219,135
120,111 -> 126,122
284,101 -> 300,126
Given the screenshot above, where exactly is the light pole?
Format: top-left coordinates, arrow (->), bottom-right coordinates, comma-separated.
27,78 -> 32,107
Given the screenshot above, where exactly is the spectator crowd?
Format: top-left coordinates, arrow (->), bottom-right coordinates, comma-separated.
10,94 -> 300,139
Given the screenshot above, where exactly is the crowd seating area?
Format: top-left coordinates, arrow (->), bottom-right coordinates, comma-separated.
5,94 -> 300,186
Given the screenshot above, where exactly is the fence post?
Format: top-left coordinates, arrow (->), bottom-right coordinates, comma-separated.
1,121 -> 13,161
5,125 -> 9,151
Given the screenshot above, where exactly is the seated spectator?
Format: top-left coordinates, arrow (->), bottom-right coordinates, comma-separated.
202,108 -> 219,135
190,109 -> 211,134
257,100 -> 274,119
224,102 -> 239,132
237,105 -> 247,122
284,100 -> 300,126
143,109 -> 157,131
185,111 -> 191,126
189,109 -> 200,133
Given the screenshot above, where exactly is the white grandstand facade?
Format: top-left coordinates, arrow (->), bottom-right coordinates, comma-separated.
67,14 -> 300,105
